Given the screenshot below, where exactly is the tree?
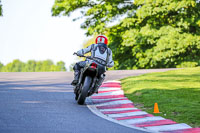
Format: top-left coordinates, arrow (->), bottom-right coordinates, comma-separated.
41,59 -> 54,71
52,0 -> 136,35
52,0 -> 200,69
0,62 -> 3,71
0,0 -> 2,16
56,61 -> 66,71
35,61 -> 43,72
0,59 -> 67,72
25,60 -> 36,72
1,59 -> 25,72
114,0 -> 200,69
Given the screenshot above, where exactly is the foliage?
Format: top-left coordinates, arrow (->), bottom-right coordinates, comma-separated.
0,0 -> 2,16
0,62 -> 3,70
52,0 -> 136,35
0,59 -> 67,72
24,60 -> 37,72
176,61 -> 198,68
121,67 -> 200,127
1,59 -> 26,72
56,61 -> 66,71
52,0 -> 200,69
109,0 -> 200,69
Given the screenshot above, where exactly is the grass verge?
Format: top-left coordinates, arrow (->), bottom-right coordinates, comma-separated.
121,67 -> 200,127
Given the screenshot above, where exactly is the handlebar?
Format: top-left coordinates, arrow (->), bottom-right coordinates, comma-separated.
73,52 -> 93,60
73,52 -> 107,67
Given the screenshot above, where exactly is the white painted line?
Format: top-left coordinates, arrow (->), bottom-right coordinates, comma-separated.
99,87 -> 122,91
120,116 -> 165,124
108,111 -> 148,118
92,90 -> 124,96
103,80 -> 121,83
145,123 -> 192,132
95,99 -> 132,106
100,108 -> 138,112
92,98 -> 126,101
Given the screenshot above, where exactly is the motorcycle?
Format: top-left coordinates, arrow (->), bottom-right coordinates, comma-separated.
73,53 -> 106,105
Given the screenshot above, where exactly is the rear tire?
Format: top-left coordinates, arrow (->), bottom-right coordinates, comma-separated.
77,76 -> 92,105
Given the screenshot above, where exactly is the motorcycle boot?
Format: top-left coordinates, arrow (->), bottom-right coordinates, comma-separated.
71,70 -> 80,86
94,74 -> 106,93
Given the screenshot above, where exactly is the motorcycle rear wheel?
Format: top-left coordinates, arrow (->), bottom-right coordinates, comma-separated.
77,76 -> 92,105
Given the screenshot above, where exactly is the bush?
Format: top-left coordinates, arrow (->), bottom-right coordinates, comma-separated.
176,62 -> 198,68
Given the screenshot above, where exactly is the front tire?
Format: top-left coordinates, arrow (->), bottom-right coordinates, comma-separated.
77,76 -> 92,105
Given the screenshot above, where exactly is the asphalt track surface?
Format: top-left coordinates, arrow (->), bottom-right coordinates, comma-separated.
0,69 -> 174,133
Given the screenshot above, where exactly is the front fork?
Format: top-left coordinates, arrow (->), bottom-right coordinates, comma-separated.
74,69 -> 84,94
78,68 -> 84,85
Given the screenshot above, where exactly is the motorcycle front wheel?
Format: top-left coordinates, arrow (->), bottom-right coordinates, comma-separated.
77,76 -> 92,105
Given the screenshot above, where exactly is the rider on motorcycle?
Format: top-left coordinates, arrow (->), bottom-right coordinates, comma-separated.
71,35 -> 114,87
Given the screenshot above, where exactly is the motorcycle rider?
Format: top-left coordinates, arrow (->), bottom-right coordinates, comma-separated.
71,35 -> 114,88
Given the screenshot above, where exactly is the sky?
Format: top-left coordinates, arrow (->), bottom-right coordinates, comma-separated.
0,0 -> 88,70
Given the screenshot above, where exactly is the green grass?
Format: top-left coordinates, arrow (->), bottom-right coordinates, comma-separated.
121,67 -> 200,127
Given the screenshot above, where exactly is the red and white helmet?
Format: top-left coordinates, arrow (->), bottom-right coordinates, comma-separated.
95,35 -> 108,45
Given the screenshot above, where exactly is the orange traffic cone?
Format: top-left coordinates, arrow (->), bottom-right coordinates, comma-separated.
153,103 -> 160,113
